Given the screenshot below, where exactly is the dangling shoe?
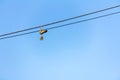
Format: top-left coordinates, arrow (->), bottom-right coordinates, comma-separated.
40,36 -> 44,40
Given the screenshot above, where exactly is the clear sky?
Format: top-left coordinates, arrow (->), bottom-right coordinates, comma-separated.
0,0 -> 120,80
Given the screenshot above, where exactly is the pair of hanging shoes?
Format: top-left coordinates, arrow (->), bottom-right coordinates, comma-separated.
40,29 -> 48,40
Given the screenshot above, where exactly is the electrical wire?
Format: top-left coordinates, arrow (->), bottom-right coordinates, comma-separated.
47,11 -> 120,30
0,11 -> 120,40
0,5 -> 120,37
0,30 -> 39,40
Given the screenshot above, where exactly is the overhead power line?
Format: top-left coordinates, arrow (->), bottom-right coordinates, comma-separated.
0,5 -> 120,38
46,11 -> 120,30
0,11 -> 120,40
0,30 -> 39,40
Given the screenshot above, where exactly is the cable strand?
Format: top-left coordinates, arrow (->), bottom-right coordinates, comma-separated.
0,11 -> 120,40
0,5 -> 120,37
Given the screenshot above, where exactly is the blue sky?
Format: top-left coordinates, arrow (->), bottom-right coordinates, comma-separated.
0,0 -> 120,80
